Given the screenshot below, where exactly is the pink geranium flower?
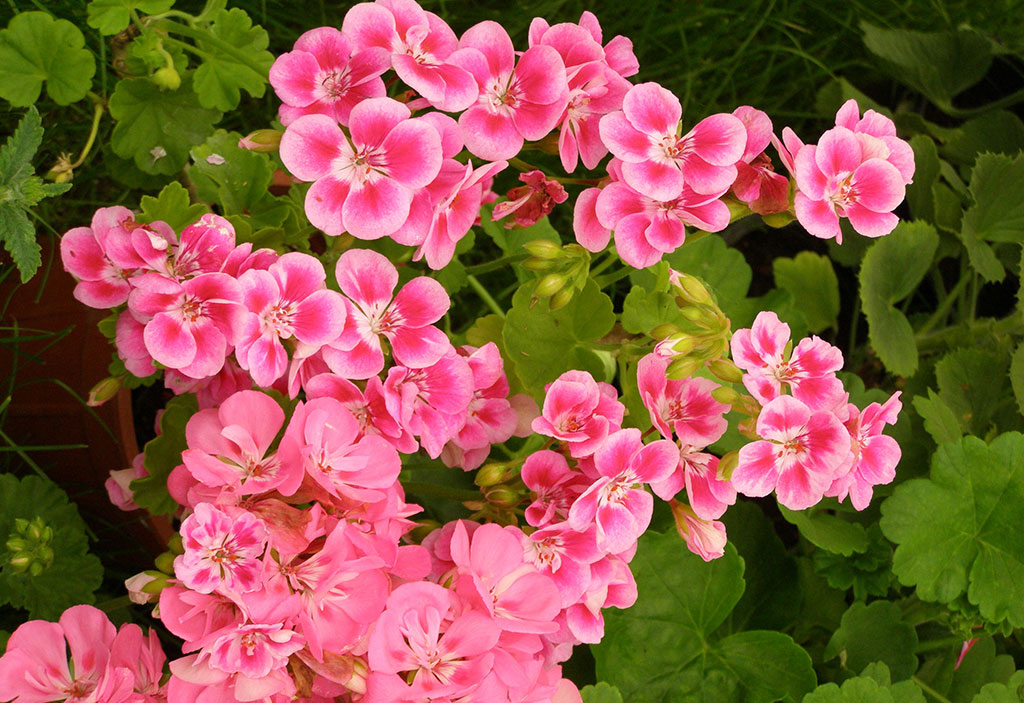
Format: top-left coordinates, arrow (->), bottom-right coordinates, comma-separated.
203,622 -> 303,680
730,106 -> 790,215
342,0 -> 478,112
305,372 -> 417,453
649,448 -> 736,520
826,391 -> 902,510
323,248 -> 451,378
568,428 -> 679,554
270,26 -> 390,126
174,503 -> 268,595
532,370 -> 625,458
637,353 -> 728,445
733,395 -> 852,510
60,206 -> 137,309
448,21 -> 569,160
599,82 -> 746,201
522,449 -> 591,528
279,98 -> 442,238
492,170 -> 568,228
671,501 -> 728,561
235,252 -> 347,388
731,310 -> 845,409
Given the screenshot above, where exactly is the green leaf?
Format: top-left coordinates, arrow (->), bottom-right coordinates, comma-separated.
943,112 -> 1024,167
133,393 -> 198,515
962,153 -> 1024,245
825,601 -> 918,681
0,475 -> 103,619
1010,343 -> 1024,416
772,252 -> 840,333
912,390 -> 963,445
189,129 -> 274,215
504,279 -> 615,394
721,500 -> 800,631
87,0 -> 176,35
192,8 -> 273,111
859,23 -> 992,111
880,432 -> 1024,628
935,348 -> 1007,437
593,531 -> 815,703
947,637 -> 1016,703
620,285 -> 687,335
859,221 -> 939,376
780,505 -> 869,556
665,235 -> 752,319
813,524 -> 894,601
971,671 -> 1024,703
906,136 -> 940,222
803,667 -> 926,703
0,12 -> 95,106
138,181 -> 210,233
0,106 -> 71,282
581,683 -> 623,703
109,75 -> 221,175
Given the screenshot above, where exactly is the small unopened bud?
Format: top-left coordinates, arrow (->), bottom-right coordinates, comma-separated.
167,533 -> 184,555
711,386 -> 741,405
87,376 -> 122,407
533,273 -> 567,298
523,239 -> 563,259
13,518 -> 28,533
548,287 -> 574,311
666,357 -> 701,379
154,551 -> 176,574
521,257 -> 555,272
151,66 -> 181,91
140,570 -> 170,595
707,359 -> 745,385
486,487 -> 522,509
35,545 -> 54,567
762,210 -> 796,228
45,163 -> 74,183
680,306 -> 706,323
475,462 -> 514,487
7,553 -> 31,572
346,657 -> 369,694
239,128 -> 283,153
671,272 -> 713,306
650,323 -> 683,340
5,537 -> 27,553
28,560 -> 45,577
717,451 -> 739,480
125,571 -> 160,603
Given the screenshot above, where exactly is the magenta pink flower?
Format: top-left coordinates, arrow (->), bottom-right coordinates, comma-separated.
277,396 -> 401,502
235,252 -> 347,388
637,352 -> 728,445
524,521 -> 602,607
203,622 -> 303,680
492,170 -> 568,228
170,213 -> 237,279
522,449 -> 591,528
114,310 -> 157,379
834,99 -> 915,184
270,26 -> 390,126
599,82 -> 746,201
651,449 -> 736,520
532,370 -> 625,458
105,451 -> 147,512
128,271 -> 247,380
60,207 -> 136,309
306,372 -> 417,453
733,395 -> 852,510
672,503 -> 727,561
324,248 -> 451,378
529,12 -> 639,81
174,503 -> 268,594
448,21 -> 569,160
443,343 -> 519,470
168,654 -> 296,703
731,310 -> 845,409
383,351 -> 474,458
730,106 -> 790,215
109,624 -> 167,702
826,391 -> 902,510
366,581 -> 500,701
0,605 -> 118,703
181,390 -> 299,496
342,0 -> 478,112
568,428 -> 679,554
279,98 -> 442,239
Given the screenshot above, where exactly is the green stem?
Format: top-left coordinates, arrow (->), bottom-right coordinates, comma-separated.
467,274 -> 505,318
912,676 -> 953,703
915,636 -> 966,654
149,9 -> 198,23
916,310 -> 1024,353
0,428 -> 49,480
594,266 -> 633,289
402,482 -> 481,502
589,251 -> 618,277
94,594 -> 133,614
465,253 -> 528,275
509,157 -> 541,173
68,102 -> 105,170
151,19 -> 270,76
916,274 -> 970,337
159,35 -> 217,64
0,444 -> 88,452
941,86 -> 1024,119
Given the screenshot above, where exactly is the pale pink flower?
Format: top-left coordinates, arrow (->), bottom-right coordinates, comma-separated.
731,310 -> 845,409
730,106 -> 789,215
672,502 -> 727,561
448,21 -> 569,160
235,252 -> 347,388
174,503 -> 268,594
168,654 -> 296,703
110,624 -> 167,703
181,390 -> 299,496
60,207 -> 136,309
114,311 -> 158,379
637,353 -> 728,445
568,428 -> 679,554
651,449 -> 735,520
524,522 -> 602,608
492,170 -> 568,228
279,98 -> 442,239
573,186 -> 611,253
532,370 -> 625,458
833,99 -> 915,184
826,391 -> 902,510
128,271 -> 247,379
158,584 -> 243,654
451,522 -> 561,633
105,451 -> 147,512
324,248 -> 450,378
342,0 -> 478,112
733,395 -> 852,510
203,623 -> 303,680
0,605 -> 118,703
599,82 -> 746,201
522,450 -> 590,528
270,26 -> 390,126
305,372 -> 417,453
564,555 -> 636,644
366,581 -> 500,702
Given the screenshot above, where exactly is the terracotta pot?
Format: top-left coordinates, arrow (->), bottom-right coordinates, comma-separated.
0,240 -> 172,568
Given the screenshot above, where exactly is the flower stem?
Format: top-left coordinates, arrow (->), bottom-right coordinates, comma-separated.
68,101 -> 105,170
467,274 -> 505,318
912,676 -> 953,703
402,482 -> 481,502
465,253 -> 528,275
151,19 -> 270,76
594,266 -> 633,289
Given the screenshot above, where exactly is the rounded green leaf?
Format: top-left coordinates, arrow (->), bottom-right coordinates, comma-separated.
0,12 -> 95,106
825,601 -> 918,681
880,432 -> 1024,628
87,0 -> 176,35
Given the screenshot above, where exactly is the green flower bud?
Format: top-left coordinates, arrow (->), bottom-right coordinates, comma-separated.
28,560 -> 45,577
521,257 -> 555,272
141,570 -> 170,594
168,533 -> 184,555
533,272 -> 567,298
649,323 -> 682,340
718,451 -> 739,480
154,551 -> 176,574
666,357 -> 701,379
548,287 -> 574,311
238,129 -> 283,153
707,359 -> 745,385
5,537 -> 27,553
474,462 -> 515,487
13,518 -> 28,534
523,239 -> 563,259
87,376 -> 122,407
762,210 -> 796,228
711,386 -> 742,406
7,553 -> 31,573
151,66 -> 182,91
485,487 -> 522,509
35,545 -> 54,567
